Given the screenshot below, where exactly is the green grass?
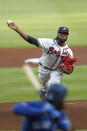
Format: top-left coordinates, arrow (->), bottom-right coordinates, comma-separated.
0,68 -> 40,103
0,0 -> 87,47
62,66 -> 87,100
0,66 -> 87,103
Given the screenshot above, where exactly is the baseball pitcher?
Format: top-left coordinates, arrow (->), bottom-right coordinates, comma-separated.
7,21 -> 77,100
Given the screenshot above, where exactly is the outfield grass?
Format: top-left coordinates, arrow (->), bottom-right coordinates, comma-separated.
0,0 -> 87,47
0,68 -> 40,103
0,66 -> 87,103
62,66 -> 87,100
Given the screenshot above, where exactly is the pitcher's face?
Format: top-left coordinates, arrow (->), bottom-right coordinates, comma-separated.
57,32 -> 68,43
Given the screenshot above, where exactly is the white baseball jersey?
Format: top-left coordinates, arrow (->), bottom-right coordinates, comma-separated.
37,38 -> 73,70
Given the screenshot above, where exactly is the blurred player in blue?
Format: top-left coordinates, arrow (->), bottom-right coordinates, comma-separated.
13,83 -> 73,131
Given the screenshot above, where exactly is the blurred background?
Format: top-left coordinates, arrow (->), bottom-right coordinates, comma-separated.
0,0 -> 87,47
0,0 -> 87,103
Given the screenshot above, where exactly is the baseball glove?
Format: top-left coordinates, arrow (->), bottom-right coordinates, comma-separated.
59,56 -> 77,71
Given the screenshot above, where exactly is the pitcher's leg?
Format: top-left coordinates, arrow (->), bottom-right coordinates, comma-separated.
48,71 -> 63,85
38,72 -> 50,100
40,88 -> 47,101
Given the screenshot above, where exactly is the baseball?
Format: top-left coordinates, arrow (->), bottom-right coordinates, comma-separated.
7,20 -> 12,24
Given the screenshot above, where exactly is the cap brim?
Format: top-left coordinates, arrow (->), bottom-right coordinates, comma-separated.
59,31 -> 68,34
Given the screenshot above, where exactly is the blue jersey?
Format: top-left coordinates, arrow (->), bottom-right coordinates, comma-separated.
13,101 -> 70,131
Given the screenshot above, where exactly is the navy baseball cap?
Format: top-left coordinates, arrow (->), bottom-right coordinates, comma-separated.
47,83 -> 67,101
58,27 -> 69,35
